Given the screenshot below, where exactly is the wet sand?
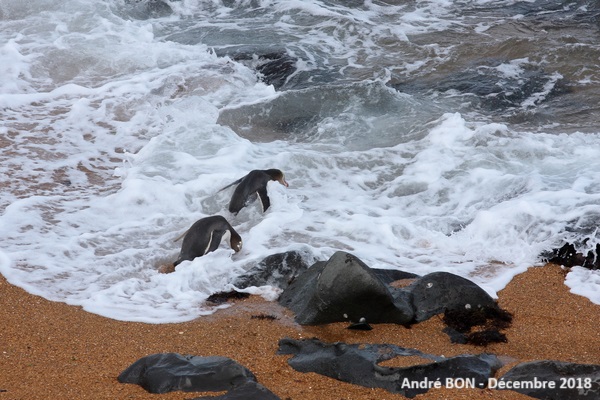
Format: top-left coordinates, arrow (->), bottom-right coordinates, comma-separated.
1,263 -> 598,399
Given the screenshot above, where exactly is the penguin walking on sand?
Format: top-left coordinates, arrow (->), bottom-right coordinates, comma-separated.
218,169 -> 289,215
173,215 -> 242,267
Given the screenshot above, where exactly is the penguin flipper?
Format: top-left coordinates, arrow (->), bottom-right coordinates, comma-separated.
173,228 -> 190,242
256,187 -> 271,212
216,177 -> 243,193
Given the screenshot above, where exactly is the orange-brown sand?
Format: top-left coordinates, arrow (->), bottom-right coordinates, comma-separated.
1,263 -> 598,400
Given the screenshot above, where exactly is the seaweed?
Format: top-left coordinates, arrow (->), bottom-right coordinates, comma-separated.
206,290 -> 250,305
442,305 -> 513,346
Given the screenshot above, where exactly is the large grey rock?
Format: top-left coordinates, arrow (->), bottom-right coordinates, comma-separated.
117,353 -> 257,394
278,338 -> 501,398
498,360 -> 600,399
233,250 -> 313,291
278,251 -> 414,325
407,271 -> 498,322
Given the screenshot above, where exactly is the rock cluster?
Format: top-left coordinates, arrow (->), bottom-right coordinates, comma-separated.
278,338 -> 500,398
270,251 -> 504,334
119,250 -> 600,399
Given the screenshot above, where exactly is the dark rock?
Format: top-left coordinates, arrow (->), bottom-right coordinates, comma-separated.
206,290 -> 250,305
347,318 -> 373,331
277,260 -> 325,315
191,381 -> 281,400
278,338 -> 501,398
255,52 -> 297,90
210,49 -> 297,91
407,271 -> 498,322
442,326 -> 468,344
233,250 -> 314,291
498,360 -> 600,399
117,353 -> 256,394
278,251 -> 414,325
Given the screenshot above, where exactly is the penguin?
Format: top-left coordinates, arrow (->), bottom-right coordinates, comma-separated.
173,215 -> 242,267
218,169 -> 289,215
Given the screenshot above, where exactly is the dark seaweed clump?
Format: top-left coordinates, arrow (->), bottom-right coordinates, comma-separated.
251,314 -> 279,321
206,290 -> 250,305
546,242 -> 600,270
442,305 -> 513,346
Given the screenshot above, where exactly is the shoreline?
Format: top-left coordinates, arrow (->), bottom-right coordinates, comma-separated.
1,263 -> 598,399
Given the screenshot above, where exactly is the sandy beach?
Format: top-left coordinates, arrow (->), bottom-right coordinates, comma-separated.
1,262 -> 598,400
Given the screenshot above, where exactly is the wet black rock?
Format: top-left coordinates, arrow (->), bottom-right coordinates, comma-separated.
254,52 -> 298,90
117,353 -> 258,394
218,50 -> 298,90
278,338 -> 501,398
233,250 -> 314,291
278,251 -> 414,325
346,317 -> 373,331
407,271 -> 499,322
498,360 -> 600,400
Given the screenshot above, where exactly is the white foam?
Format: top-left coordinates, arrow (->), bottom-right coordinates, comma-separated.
565,267 -> 600,305
1,0 -> 599,323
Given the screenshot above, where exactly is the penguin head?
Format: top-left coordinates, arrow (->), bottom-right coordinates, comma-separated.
265,169 -> 289,187
279,173 -> 289,187
230,231 -> 243,253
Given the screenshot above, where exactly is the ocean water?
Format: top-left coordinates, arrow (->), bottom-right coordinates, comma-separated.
1,0 -> 599,323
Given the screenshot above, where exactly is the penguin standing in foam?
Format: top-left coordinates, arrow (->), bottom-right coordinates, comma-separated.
218,169 -> 289,215
173,215 -> 242,267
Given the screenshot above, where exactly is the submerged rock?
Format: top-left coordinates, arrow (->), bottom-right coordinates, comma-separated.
117,353 -> 257,394
278,338 -> 501,398
119,0 -> 173,20
392,61 -> 569,114
278,251 -> 414,325
498,360 -> 600,399
233,250 -> 314,291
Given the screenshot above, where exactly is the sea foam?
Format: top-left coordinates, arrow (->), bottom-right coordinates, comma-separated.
1,0 -> 600,322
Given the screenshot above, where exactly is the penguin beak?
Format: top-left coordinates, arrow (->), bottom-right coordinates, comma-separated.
281,177 -> 289,187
